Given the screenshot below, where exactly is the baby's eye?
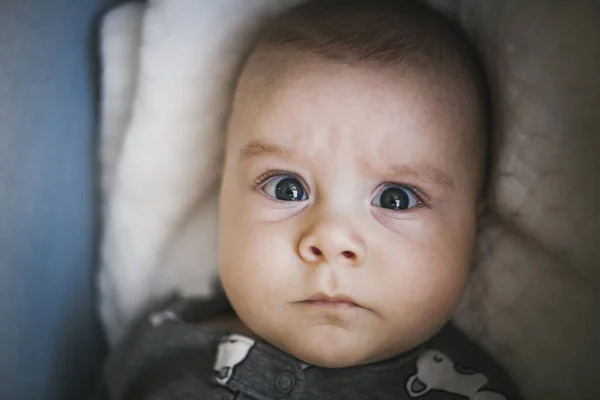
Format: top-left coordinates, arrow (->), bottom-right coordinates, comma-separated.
261,175 -> 308,201
372,184 -> 421,210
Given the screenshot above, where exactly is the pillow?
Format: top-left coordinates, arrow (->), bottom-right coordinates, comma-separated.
98,0 -> 303,345
449,1 -> 600,398
97,1 -> 600,398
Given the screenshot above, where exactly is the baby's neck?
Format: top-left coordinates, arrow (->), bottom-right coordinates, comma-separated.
203,314 -> 258,340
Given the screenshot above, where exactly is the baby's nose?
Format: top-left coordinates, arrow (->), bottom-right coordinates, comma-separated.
298,223 -> 366,267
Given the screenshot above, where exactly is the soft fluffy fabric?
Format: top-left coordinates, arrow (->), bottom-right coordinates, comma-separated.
97,1 -> 600,399
98,0 -> 304,346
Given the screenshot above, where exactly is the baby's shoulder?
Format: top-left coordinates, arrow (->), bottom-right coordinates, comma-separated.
100,295 -> 235,400
402,323 -> 523,399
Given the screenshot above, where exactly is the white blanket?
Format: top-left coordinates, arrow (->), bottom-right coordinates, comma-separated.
97,1 -> 600,399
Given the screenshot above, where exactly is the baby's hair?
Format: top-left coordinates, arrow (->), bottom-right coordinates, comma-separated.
242,0 -> 491,195
260,0 -> 473,69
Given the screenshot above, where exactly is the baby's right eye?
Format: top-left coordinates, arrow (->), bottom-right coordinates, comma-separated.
261,175 -> 308,201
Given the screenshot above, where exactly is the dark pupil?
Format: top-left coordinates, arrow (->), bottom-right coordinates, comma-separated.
380,187 -> 409,210
275,178 -> 305,201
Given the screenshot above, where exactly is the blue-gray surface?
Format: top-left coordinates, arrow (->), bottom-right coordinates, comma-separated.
0,0 -> 108,398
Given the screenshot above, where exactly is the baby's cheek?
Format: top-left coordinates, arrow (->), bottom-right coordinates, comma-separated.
224,220 -> 291,286
378,261 -> 465,346
374,229 -> 470,317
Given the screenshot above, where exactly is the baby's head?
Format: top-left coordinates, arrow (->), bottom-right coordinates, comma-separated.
219,0 -> 488,368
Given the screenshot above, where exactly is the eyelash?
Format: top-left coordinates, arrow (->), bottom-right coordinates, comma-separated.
250,168 -> 428,207
251,169 -> 302,190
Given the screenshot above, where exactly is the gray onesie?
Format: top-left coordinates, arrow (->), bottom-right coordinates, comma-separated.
98,296 -> 522,399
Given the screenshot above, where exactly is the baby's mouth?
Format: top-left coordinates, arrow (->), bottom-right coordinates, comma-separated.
299,293 -> 361,309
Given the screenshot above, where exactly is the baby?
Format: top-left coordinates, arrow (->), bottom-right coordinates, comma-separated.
99,0 -> 522,398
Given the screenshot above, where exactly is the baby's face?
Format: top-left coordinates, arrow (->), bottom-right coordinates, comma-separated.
219,61 -> 481,368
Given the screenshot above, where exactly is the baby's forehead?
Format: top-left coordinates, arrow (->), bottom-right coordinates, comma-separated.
241,65 -> 466,153
229,55 -> 485,193
238,44 -> 480,120
236,55 -> 474,134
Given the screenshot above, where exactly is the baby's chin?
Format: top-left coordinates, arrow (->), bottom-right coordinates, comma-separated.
267,324 -> 404,368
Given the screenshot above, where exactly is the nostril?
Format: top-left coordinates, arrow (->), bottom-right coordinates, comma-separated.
341,250 -> 356,260
310,246 -> 322,256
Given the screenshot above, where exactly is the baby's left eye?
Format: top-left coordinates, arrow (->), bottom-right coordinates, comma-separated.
372,184 -> 421,210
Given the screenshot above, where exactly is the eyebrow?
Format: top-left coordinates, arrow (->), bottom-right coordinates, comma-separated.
384,164 -> 455,192
240,140 -> 455,191
240,140 -> 295,160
